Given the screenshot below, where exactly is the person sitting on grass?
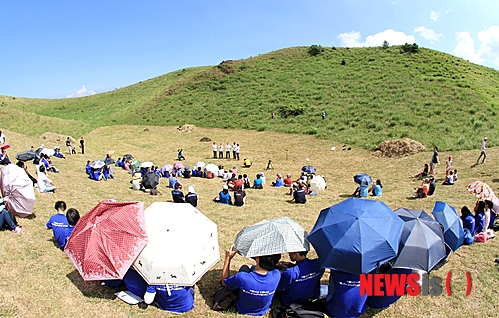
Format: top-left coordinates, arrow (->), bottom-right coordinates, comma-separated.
85,161 -> 91,175
352,184 -> 368,198
272,173 -> 284,188
292,183 -> 307,204
369,179 -> 383,197
17,161 -> 37,186
326,270 -> 367,318
277,251 -> 324,307
366,262 -> 411,309
234,186 -> 246,207
413,179 -> 430,198
171,183 -> 185,203
53,148 -> 66,159
411,164 -> 429,179
185,186 -> 198,207
144,284 -> 195,314
0,148 -> 11,165
221,246 -> 281,316
428,176 -> 437,196
453,169 -> 458,181
284,174 -> 293,187
243,158 -> 252,167
41,154 -> 59,173
46,201 -> 68,249
474,201 -> 486,235
461,206 -> 475,245
253,174 -> 263,189
233,175 -> 245,190
0,196 -> 24,234
214,185 -> 232,205
37,165 -> 56,193
442,171 -> 455,185
243,174 -> 251,189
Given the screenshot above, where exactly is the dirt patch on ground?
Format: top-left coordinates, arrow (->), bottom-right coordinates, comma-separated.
199,136 -> 212,142
40,132 -> 76,144
177,124 -> 196,133
373,138 -> 426,158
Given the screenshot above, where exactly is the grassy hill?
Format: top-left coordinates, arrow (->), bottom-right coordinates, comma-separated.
2,45 -> 499,150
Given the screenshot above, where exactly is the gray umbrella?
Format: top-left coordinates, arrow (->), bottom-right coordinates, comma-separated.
90,160 -> 105,169
392,208 -> 447,272
234,217 -> 309,258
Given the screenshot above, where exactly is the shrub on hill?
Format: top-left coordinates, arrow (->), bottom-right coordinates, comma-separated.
308,45 -> 323,56
278,104 -> 305,118
401,43 -> 419,53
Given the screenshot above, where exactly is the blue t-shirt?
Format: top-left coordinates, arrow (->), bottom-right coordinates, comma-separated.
54,152 -> 64,158
219,191 -> 231,205
366,268 -> 411,308
463,214 -> 475,234
146,285 -> 194,313
123,268 -> 148,297
359,185 -> 368,197
277,258 -> 324,307
85,164 -> 92,175
225,269 -> 281,316
92,169 -> 101,181
326,271 -> 367,318
254,178 -> 263,188
274,178 -> 284,188
169,177 -> 178,189
475,212 -> 486,234
372,184 -> 382,196
46,214 -> 71,249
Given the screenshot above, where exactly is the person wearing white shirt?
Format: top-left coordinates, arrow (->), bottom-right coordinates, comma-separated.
37,165 -> 56,193
235,144 -> 240,160
225,143 -> 231,159
212,142 -> 217,159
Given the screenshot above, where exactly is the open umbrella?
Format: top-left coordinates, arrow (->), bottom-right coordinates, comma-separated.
140,161 -> 154,169
174,162 -> 184,169
308,197 -> 404,275
467,181 -> 496,201
301,166 -> 316,174
234,217 -> 309,258
310,176 -> 326,194
205,163 -> 219,173
0,143 -> 10,150
354,173 -> 372,186
104,158 -> 115,166
65,200 -> 148,281
16,151 -> 36,162
160,164 -> 173,173
133,202 -> 219,286
194,161 -> 206,169
392,208 -> 447,272
432,201 -> 464,252
123,154 -> 134,162
130,160 -> 142,170
90,160 -> 105,169
142,172 -> 160,189
40,148 -> 55,157
0,164 -> 36,218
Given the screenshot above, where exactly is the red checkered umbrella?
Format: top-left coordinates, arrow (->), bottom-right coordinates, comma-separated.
65,200 -> 148,281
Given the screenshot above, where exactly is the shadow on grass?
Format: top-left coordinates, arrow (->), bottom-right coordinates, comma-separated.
362,307 -> 388,317
66,270 -> 118,300
339,194 -> 354,198
196,268 -> 223,307
492,179 -> 499,183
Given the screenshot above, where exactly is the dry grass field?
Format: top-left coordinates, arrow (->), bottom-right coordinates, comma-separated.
1,125 -> 498,317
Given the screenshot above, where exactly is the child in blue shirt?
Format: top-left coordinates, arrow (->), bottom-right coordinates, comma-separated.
46,201 -> 69,249
144,285 -> 194,313
327,270 -> 367,318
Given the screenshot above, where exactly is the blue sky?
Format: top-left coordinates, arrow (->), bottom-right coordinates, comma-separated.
0,0 -> 497,98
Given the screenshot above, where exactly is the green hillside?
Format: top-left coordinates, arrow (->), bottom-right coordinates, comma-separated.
2,45 -> 499,150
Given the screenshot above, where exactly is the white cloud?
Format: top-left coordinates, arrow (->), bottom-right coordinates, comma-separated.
66,85 -> 96,98
453,26 -> 499,66
415,26 -> 443,43
338,29 -> 415,47
430,10 -> 440,21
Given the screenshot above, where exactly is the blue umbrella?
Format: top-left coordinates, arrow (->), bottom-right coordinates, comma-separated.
308,197 -> 404,275
392,208 -> 447,272
354,173 -> 372,186
301,166 -> 316,174
432,201 -> 464,252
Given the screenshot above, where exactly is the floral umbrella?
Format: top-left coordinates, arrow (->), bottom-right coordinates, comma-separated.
467,181 -> 496,201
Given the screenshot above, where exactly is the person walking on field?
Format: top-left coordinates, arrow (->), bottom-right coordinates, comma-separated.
477,137 -> 487,164
429,147 -> 439,175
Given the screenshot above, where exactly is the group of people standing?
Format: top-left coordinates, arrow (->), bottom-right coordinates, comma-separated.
212,142 -> 240,160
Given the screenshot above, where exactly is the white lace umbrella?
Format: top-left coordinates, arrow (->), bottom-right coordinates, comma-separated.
133,202 -> 219,286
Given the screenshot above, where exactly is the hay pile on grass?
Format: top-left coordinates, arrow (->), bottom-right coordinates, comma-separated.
40,132 -> 75,143
374,138 -> 426,158
177,124 -> 196,133
199,136 -> 212,142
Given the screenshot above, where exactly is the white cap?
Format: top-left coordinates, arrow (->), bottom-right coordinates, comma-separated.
223,185 -> 229,190
188,186 -> 195,193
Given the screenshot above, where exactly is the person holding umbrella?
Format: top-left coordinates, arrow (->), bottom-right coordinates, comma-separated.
221,246 -> 281,316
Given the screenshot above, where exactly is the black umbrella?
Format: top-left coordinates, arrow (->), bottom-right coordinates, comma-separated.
105,158 -> 115,166
16,151 -> 36,162
392,208 -> 447,272
142,172 -> 159,189
123,154 -> 134,162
